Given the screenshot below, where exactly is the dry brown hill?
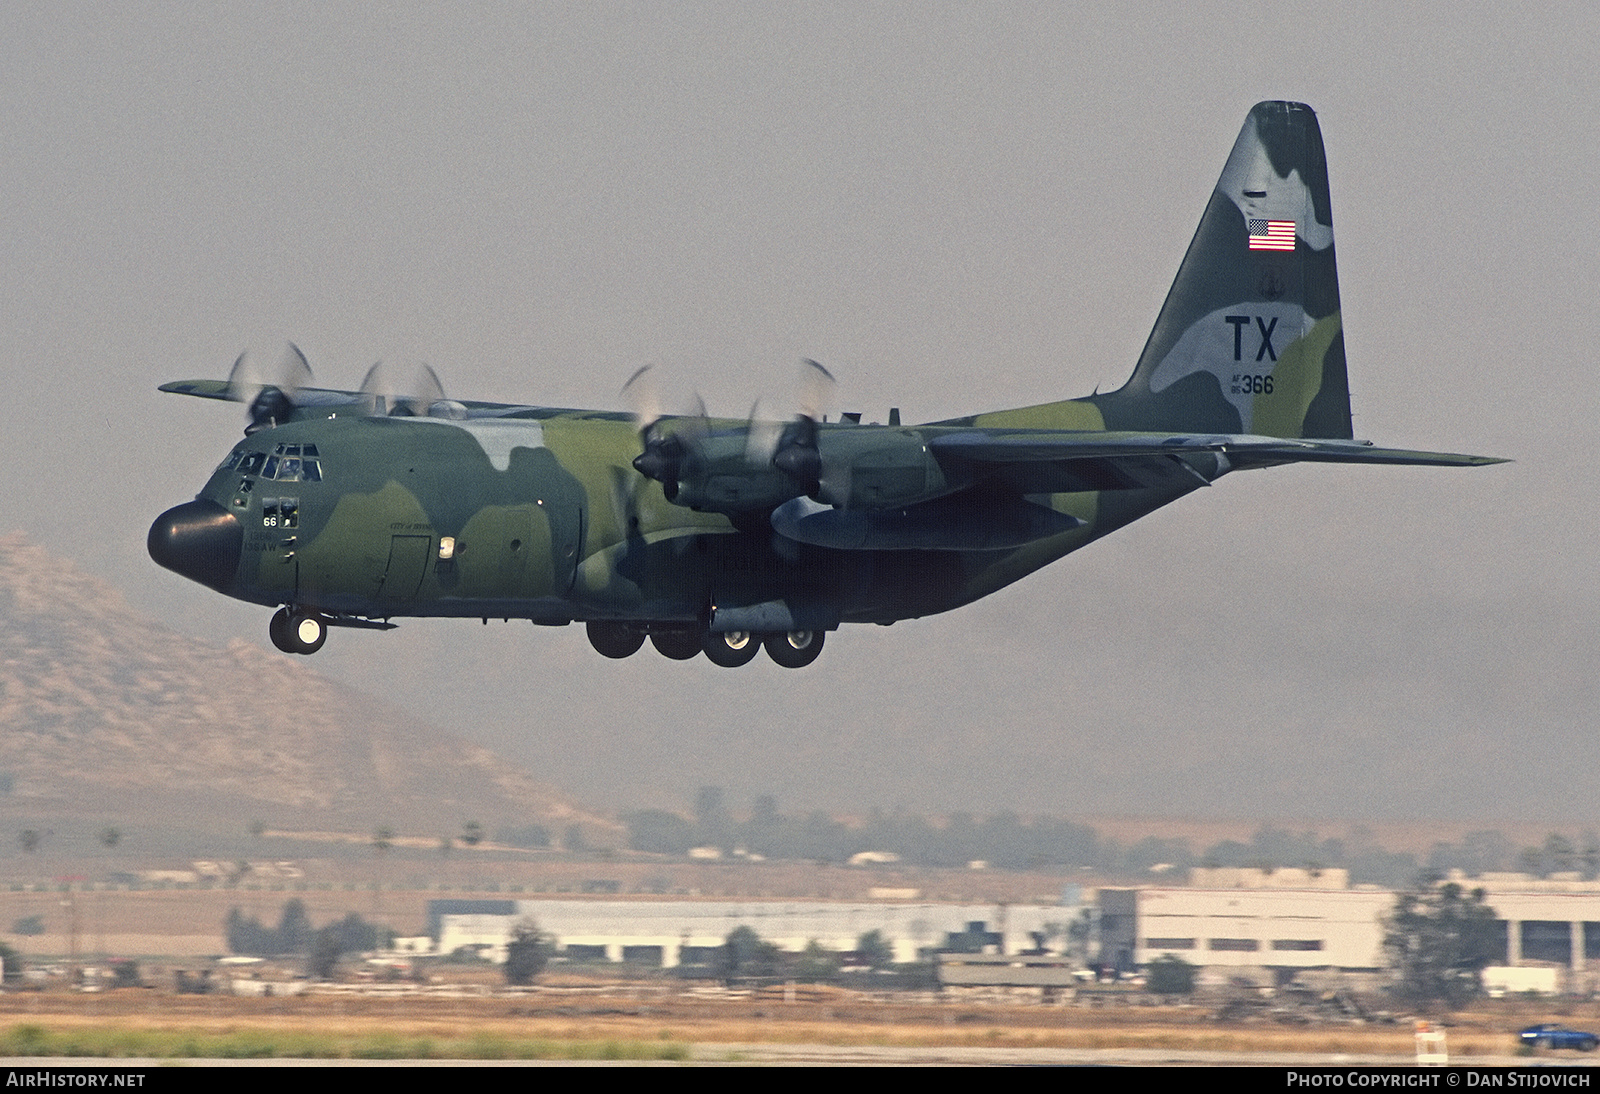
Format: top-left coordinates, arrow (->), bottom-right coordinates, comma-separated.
0,532 -> 616,844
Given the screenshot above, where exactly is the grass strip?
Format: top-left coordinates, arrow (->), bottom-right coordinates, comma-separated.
0,1022 -> 689,1061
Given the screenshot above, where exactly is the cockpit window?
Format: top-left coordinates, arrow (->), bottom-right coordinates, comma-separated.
268,443 -> 321,481
223,445 -> 324,482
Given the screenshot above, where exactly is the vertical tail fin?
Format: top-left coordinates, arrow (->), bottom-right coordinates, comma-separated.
1095,101 -> 1352,439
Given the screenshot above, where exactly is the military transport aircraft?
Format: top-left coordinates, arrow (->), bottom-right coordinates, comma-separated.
149,101 -> 1501,669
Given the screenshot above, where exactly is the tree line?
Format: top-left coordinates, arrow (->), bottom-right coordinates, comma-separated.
224,899 -> 392,978
623,790 -> 1598,888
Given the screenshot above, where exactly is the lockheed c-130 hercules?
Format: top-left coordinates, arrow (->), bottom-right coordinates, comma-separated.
149,102 -> 1502,669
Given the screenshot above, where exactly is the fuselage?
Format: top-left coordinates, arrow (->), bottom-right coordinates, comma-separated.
149,409 -> 1196,634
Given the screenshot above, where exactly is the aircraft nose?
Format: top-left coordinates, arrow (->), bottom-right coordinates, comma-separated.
147,499 -> 243,592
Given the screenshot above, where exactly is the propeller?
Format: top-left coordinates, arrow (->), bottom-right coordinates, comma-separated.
357,360 -> 392,415
624,365 -> 706,501
743,399 -> 784,467
227,343 -> 313,433
403,363 -> 460,417
622,364 -> 662,434
356,361 -> 466,419
798,357 -> 836,423
770,358 -> 836,493
623,365 -> 677,494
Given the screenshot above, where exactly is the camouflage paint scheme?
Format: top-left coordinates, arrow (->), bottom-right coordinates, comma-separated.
149,103 -> 1502,667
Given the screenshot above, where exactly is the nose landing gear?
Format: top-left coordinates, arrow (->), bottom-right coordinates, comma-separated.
269,607 -> 327,655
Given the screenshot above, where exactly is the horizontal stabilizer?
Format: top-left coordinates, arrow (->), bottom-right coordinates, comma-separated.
1218,439 -> 1507,469
928,429 -> 1504,492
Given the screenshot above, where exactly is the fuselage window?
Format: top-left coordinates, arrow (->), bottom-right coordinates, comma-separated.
238,452 -> 265,476
261,498 -> 299,529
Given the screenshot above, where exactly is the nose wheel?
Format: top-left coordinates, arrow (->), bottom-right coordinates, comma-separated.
269,607 -> 328,655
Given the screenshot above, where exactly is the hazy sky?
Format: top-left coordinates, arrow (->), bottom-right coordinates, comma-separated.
4,3 -> 1595,823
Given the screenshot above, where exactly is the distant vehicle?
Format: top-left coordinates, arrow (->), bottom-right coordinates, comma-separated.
1519,1024 -> 1599,1051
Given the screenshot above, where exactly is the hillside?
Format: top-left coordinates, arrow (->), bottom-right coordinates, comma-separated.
0,532 -> 615,845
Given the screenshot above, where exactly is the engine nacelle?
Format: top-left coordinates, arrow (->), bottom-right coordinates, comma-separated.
655,424 -> 954,517
669,432 -> 807,513
812,428 -> 950,510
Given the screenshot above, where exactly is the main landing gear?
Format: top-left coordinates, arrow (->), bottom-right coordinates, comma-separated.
585,621 -> 824,669
261,612 -> 825,666
269,606 -> 327,655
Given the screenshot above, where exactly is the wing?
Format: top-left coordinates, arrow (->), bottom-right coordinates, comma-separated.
157,380 -> 630,422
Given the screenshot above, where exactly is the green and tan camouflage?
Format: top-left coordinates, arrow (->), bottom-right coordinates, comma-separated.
149,102 -> 1502,668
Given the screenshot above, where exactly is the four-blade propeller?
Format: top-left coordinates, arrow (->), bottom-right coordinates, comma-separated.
226,343 -> 313,433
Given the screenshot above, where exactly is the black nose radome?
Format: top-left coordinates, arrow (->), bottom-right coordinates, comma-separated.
148,500 -> 243,592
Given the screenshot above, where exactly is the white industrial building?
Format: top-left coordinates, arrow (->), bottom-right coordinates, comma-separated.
423,868 -> 1600,994
1100,867 -> 1600,992
1108,882 -> 1392,975
438,898 -> 1067,966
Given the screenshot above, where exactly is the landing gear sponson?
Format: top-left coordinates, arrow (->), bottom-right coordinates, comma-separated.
586,620 -> 824,669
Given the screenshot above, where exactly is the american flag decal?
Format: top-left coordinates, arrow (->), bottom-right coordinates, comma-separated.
1248,218 -> 1296,251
